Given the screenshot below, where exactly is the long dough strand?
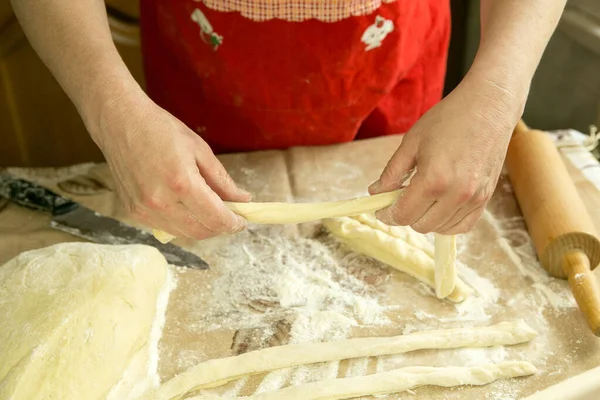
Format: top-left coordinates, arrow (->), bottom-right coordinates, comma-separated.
434,234 -> 457,299
225,190 -> 402,224
189,361 -> 537,400
152,190 -> 402,243
323,217 -> 471,302
148,320 -> 536,400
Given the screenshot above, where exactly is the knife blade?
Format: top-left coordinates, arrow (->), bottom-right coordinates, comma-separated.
0,174 -> 209,269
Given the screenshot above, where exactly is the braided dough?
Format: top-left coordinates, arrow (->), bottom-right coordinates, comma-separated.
323,214 -> 465,302
147,320 -> 536,400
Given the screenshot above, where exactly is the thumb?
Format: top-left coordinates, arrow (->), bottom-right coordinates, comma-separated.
369,137 -> 417,194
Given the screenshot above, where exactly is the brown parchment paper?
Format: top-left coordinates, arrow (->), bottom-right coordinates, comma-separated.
1,134 -> 600,399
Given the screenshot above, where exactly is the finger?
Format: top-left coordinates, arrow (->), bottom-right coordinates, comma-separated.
124,182 -> 196,240
369,138 -> 417,195
435,206 -> 470,233
151,201 -> 224,240
437,206 -> 485,235
135,209 -> 193,240
410,199 -> 459,234
436,186 -> 492,232
196,147 -> 251,202
181,174 -> 247,234
375,172 -> 435,227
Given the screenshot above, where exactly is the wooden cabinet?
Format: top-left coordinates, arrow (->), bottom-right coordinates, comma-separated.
0,1 -> 143,167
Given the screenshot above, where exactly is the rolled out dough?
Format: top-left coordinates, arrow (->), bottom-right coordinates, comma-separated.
148,320 -> 536,400
323,215 -> 469,302
190,361 -> 537,400
152,190 -> 402,243
0,242 -> 171,400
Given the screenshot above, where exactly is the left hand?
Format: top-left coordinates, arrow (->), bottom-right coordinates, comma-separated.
369,77 -> 523,234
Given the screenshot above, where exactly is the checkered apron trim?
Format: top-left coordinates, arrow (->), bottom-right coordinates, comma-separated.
195,0 -> 399,22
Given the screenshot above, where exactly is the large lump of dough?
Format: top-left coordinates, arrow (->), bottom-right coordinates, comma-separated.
0,242 -> 170,400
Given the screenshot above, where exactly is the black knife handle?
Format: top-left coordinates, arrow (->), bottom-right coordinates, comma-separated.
0,174 -> 78,216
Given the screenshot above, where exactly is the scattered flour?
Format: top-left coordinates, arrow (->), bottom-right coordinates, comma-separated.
197,231 -> 391,344
532,283 -> 576,309
482,210 -> 574,312
174,204 -> 575,399
253,370 -> 291,394
345,358 -> 370,377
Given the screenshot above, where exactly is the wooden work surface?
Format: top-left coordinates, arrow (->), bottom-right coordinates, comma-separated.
1,133 -> 600,399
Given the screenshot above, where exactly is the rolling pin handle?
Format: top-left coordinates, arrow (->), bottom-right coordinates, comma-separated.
562,250 -> 600,336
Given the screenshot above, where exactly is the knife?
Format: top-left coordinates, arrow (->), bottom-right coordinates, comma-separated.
0,174 -> 209,269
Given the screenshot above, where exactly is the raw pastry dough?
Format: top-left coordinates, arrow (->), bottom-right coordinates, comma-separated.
0,242 -> 171,400
323,215 -> 469,302
225,190 -> 401,224
148,320 -> 536,400
350,213 -> 435,254
434,233 -> 457,298
190,361 -> 537,400
152,190 -> 402,243
154,229 -> 176,244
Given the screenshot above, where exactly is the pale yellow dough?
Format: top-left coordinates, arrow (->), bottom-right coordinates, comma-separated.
189,361 -> 537,400
154,194 -> 458,301
323,215 -> 467,302
152,190 -> 402,243
0,242 -> 170,400
434,233 -> 457,298
146,320 -> 536,400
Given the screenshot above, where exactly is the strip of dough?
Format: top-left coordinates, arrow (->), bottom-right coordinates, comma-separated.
189,361 -> 537,400
434,234 -> 457,299
323,216 -> 470,302
147,320 -> 536,400
152,190 -> 402,243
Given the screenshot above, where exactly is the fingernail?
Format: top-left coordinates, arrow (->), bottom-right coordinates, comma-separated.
239,188 -> 252,201
368,180 -> 381,194
234,216 -> 247,232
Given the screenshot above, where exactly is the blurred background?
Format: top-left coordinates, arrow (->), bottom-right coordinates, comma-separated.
1,0 -> 599,167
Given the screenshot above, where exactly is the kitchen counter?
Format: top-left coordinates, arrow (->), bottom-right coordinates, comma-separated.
1,133 -> 600,399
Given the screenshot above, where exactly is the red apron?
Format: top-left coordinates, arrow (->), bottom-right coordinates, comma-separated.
140,0 -> 450,154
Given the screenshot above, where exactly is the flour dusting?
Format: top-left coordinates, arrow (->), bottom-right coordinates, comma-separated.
169,202 -> 580,399
192,230 -> 391,344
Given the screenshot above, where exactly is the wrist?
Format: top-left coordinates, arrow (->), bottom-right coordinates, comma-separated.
466,49 -> 532,107
78,66 -> 147,148
459,65 -> 527,127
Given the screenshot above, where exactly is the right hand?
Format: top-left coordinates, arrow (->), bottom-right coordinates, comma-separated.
90,93 -> 251,240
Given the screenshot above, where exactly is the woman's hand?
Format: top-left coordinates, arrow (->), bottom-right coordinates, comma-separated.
91,93 -> 250,240
369,77 -> 523,234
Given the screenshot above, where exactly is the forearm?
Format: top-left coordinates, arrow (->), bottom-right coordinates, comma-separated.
10,0 -> 144,140
465,0 -> 567,113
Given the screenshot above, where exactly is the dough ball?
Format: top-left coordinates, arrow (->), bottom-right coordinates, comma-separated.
0,242 -> 169,400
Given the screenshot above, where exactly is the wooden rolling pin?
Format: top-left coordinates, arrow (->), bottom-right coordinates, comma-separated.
506,120 -> 600,336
